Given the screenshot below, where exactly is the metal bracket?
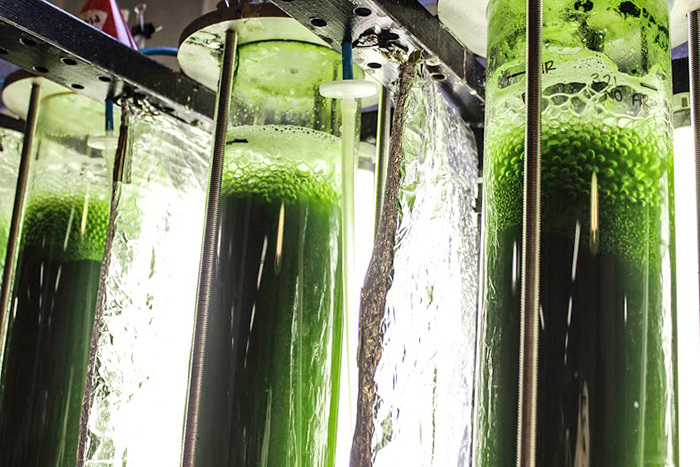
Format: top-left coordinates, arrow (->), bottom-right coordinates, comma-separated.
0,114 -> 23,133
0,0 -> 215,129
269,0 -> 486,126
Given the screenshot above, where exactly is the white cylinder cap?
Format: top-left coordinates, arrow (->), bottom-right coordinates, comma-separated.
320,80 -> 378,100
671,0 -> 700,47
87,134 -> 119,151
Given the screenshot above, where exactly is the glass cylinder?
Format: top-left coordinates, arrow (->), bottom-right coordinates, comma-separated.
197,40 -> 360,465
0,92 -> 111,464
478,0 -> 676,465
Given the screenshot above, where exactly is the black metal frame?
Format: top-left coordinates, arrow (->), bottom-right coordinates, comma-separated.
0,114 -> 23,133
0,0 -> 215,128
0,0 -> 486,127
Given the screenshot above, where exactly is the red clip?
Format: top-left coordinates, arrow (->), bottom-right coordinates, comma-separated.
78,0 -> 137,49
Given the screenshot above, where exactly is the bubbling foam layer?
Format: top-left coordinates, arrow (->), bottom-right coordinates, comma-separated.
22,191 -> 110,262
485,118 -> 671,262
489,50 -> 671,123
223,125 -> 341,205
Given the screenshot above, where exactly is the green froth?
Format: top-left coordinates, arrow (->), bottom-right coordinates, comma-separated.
486,120 -> 671,261
222,164 -> 339,205
223,125 -> 341,205
22,191 -> 110,262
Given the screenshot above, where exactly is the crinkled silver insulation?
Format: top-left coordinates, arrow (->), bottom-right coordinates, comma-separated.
0,127 -> 22,278
82,105 -> 211,465
372,72 -> 481,466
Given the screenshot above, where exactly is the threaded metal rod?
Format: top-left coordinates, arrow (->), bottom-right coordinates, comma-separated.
182,28 -> 238,467
517,0 -> 542,464
690,10 -> 700,322
374,85 -> 391,237
0,82 -> 41,365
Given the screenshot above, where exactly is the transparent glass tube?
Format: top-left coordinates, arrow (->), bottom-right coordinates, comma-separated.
0,93 -> 111,465
478,0 -> 677,465
195,40 -> 361,465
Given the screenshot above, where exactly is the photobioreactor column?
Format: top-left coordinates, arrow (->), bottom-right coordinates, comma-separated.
179,9 -> 362,466
477,0 -> 677,465
0,91 -> 112,465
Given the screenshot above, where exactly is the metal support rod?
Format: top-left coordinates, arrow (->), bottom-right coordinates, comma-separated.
374,85 -> 391,237
517,0 -> 542,464
0,82 -> 41,364
689,10 -> 700,316
182,28 -> 238,467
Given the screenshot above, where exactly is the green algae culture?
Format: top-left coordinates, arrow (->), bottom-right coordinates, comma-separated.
0,93 -> 110,466
476,0 -> 677,465
193,125 -> 343,466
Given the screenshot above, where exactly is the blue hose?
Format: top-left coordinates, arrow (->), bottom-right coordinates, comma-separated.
105,99 -> 114,133
140,46 -> 178,57
341,42 -> 354,80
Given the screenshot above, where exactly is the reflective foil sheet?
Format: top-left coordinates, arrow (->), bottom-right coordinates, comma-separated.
82,105 -> 211,465
0,127 -> 22,279
372,73 -> 480,465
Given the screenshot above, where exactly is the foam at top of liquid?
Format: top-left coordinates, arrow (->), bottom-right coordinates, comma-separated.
485,119 -> 671,262
22,191 -> 109,262
489,51 -> 670,117
223,125 -> 341,205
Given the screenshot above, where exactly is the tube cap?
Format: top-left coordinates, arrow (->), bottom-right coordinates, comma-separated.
320,80 -> 378,100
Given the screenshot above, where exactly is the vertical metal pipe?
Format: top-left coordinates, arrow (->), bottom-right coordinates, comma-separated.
517,0 -> 542,464
182,28 -> 238,467
374,86 -> 391,237
689,10 -> 700,314
0,82 -> 41,361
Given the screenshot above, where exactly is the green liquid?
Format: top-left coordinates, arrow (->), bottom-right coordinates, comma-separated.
477,121 -> 676,465
193,127 -> 343,465
0,192 -> 108,466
